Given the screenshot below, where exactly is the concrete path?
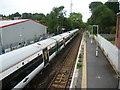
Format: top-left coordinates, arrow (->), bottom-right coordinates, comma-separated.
86,35 -> 118,88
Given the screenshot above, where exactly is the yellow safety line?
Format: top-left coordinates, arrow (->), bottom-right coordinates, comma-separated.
81,37 -> 87,89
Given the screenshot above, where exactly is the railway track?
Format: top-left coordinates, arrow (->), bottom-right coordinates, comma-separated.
48,31 -> 82,89
24,31 -> 83,89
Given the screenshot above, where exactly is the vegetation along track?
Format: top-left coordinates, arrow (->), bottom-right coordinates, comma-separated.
24,30 -> 83,89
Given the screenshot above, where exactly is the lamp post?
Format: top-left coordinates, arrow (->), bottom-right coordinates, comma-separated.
89,25 -> 99,56
91,26 -> 93,44
70,0 -> 73,29
70,0 -> 73,14
92,25 -> 99,57
88,25 -> 93,44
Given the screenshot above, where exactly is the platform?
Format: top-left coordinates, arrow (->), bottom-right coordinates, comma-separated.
73,33 -> 119,89
85,35 -> 118,88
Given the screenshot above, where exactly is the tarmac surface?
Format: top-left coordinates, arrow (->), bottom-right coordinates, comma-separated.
86,35 -> 118,88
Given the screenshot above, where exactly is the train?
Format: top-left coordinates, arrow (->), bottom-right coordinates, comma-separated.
0,29 -> 79,89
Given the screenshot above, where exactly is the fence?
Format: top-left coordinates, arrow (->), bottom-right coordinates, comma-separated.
95,34 -> 120,74
100,34 -> 115,39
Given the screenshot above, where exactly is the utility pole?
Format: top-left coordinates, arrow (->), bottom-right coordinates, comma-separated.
92,25 -> 99,57
91,26 -> 93,44
70,0 -> 73,29
70,0 -> 73,14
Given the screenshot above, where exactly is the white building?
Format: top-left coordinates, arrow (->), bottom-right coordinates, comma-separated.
0,19 -> 47,54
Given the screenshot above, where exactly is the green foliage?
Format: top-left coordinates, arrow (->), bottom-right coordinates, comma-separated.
110,26 -> 116,34
79,54 -> 82,59
7,12 -> 21,19
77,53 -> 83,69
0,14 -> 3,17
106,37 -> 115,42
1,6 -> 87,34
87,1 -> 118,34
89,2 -> 103,13
22,13 -> 33,19
47,7 -> 86,34
46,6 -> 66,34
13,12 -> 21,17
105,2 -> 119,14
69,12 -> 85,29
110,41 -> 115,45
77,63 -> 82,69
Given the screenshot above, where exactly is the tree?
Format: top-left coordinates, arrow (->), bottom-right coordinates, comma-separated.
87,2 -> 116,34
105,2 -> 119,14
13,12 -> 21,17
46,6 -> 66,34
7,12 -> 21,19
31,13 -> 45,20
22,13 -> 32,19
3,6 -> 86,34
69,12 -> 85,29
95,5 -> 115,33
0,14 -> 3,17
62,17 -> 72,31
89,2 -> 103,13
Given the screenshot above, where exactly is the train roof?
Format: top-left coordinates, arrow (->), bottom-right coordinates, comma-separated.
37,38 -> 56,48
60,32 -> 71,37
0,43 -> 43,73
0,19 -> 46,28
51,35 -> 63,41
0,32 -> 70,73
0,29 -> 79,80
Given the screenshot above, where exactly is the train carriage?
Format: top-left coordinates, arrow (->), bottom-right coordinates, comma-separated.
0,29 -> 79,89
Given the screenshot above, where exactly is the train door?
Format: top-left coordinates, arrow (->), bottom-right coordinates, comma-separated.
63,38 -> 65,46
55,41 -> 61,54
42,48 -> 49,66
55,41 -> 59,54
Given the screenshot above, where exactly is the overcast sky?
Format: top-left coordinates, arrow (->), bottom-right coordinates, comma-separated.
0,0 -> 117,22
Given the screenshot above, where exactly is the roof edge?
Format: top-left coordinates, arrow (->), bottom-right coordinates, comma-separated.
0,19 -> 30,28
30,19 -> 47,27
0,19 -> 47,28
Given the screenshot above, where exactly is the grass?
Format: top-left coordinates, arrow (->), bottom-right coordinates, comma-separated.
77,54 -> 83,69
110,41 -> 115,45
106,37 -> 115,45
101,48 -> 104,52
79,54 -> 82,59
77,63 -> 82,69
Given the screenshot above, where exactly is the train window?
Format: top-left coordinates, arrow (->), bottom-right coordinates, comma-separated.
22,62 -> 24,65
18,43 -> 21,45
2,54 -> 43,89
57,41 -> 63,49
37,43 -> 41,45
49,45 -> 57,56
65,36 -> 70,42
39,55 -> 43,64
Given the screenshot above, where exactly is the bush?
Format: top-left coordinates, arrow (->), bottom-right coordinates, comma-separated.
77,63 -> 82,69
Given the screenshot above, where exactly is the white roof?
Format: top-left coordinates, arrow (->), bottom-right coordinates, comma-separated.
0,19 -> 28,27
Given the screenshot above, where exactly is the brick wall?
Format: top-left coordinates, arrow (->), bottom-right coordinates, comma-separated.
115,12 -> 120,49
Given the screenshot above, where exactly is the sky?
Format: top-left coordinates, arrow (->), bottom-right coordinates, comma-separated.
0,0 -> 117,22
